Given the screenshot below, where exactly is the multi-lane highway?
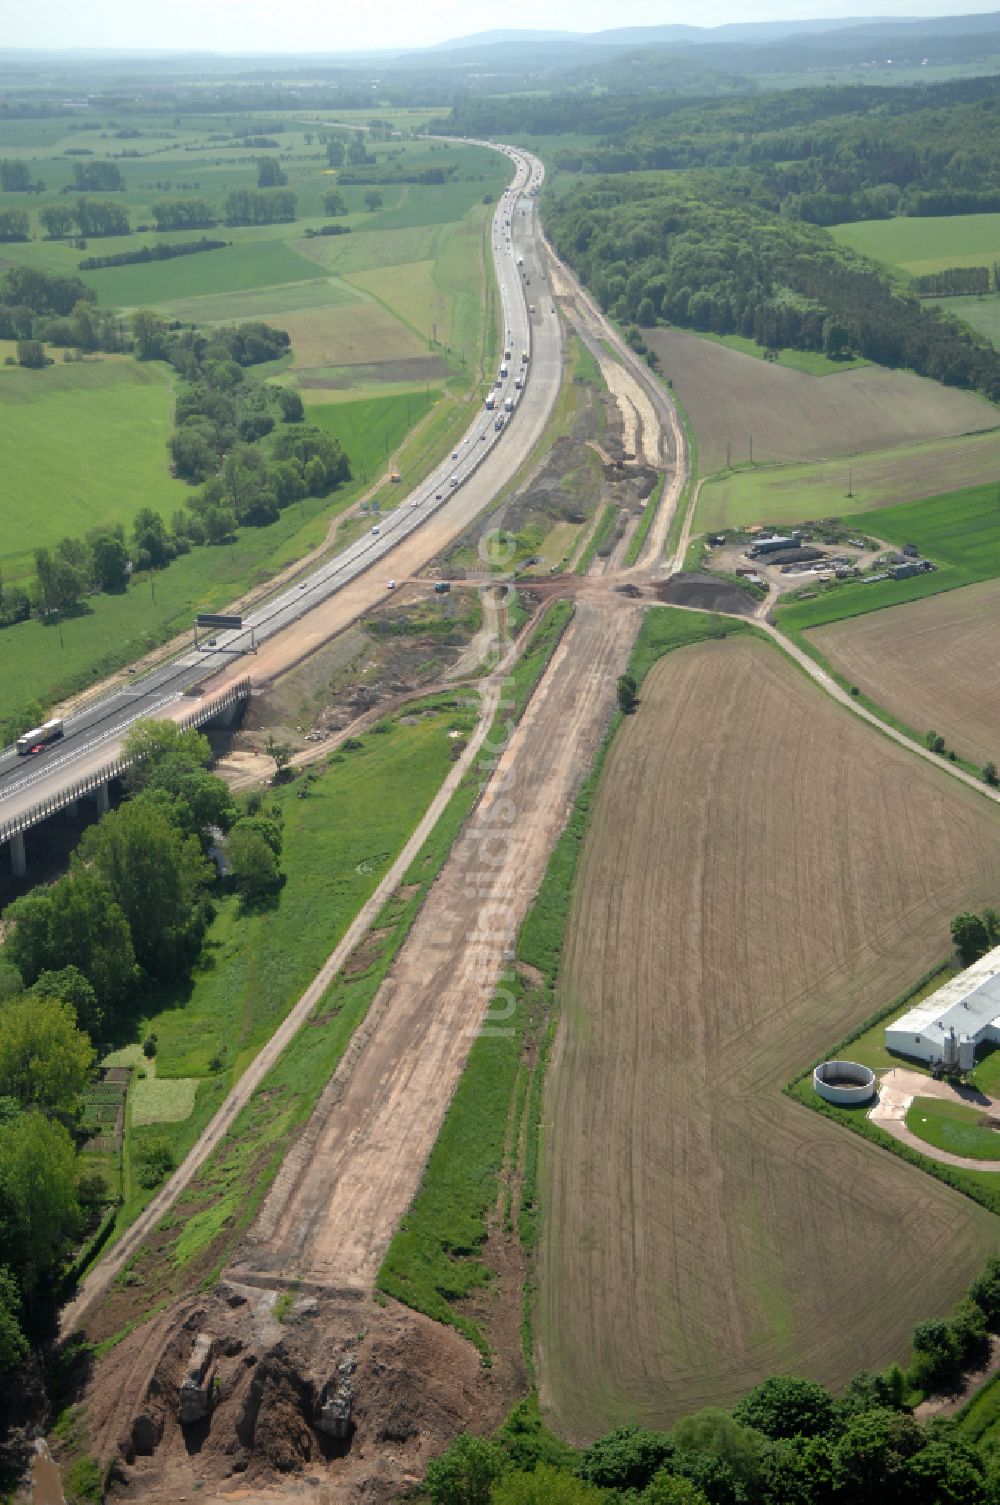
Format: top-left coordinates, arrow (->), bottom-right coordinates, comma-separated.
0,143 -> 559,838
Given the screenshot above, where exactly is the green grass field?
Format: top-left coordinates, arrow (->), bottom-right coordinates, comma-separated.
831,213 -> 1000,277
929,294 -> 1000,349
906,1098 -> 1000,1162
779,479 -> 1000,630
696,429 -> 1000,535
0,358 -> 188,579
80,239 -> 324,309
682,328 -> 869,375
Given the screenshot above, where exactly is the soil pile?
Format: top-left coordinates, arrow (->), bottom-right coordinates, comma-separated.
82,1287 -> 511,1503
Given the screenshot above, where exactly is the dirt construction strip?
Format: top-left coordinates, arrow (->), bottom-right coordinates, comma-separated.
870,1067 -> 1000,1171
229,599 -> 639,1294
546,245 -> 687,572
61,671 -> 512,1337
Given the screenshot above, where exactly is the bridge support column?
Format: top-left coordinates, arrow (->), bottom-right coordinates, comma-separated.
95,783 -> 110,816
9,832 -> 25,880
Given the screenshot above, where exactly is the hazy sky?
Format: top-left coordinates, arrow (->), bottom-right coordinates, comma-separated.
1,0 -> 994,54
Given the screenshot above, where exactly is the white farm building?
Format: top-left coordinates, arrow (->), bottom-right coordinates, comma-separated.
885,945 -> 1000,1070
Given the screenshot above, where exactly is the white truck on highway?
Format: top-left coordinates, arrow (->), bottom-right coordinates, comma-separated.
16,719 -> 64,756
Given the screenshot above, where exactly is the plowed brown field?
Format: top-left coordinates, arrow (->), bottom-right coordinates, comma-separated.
645,326 -> 999,473
537,634 -> 1000,1441
811,579 -> 1000,770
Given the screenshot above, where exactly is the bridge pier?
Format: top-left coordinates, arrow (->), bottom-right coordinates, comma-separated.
95,783 -> 110,816
9,831 -> 25,879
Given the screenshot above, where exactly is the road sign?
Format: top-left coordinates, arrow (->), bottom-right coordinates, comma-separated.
196,613 -> 243,631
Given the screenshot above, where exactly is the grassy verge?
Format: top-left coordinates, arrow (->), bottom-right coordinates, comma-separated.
375,606 -> 753,1360
957,1370 -> 1000,1449
623,472 -> 666,568
574,504 -> 617,575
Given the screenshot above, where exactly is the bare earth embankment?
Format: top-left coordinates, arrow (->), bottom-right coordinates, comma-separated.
538,634 -> 1000,1441
644,326 -> 999,473
811,579 -> 1000,769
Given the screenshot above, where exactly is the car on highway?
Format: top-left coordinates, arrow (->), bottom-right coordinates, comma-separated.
387,579 -> 396,590
371,525 -> 381,535
451,450 -> 459,459
449,475 -> 459,486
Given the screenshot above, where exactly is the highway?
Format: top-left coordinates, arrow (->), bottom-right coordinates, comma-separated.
0,142 -> 559,837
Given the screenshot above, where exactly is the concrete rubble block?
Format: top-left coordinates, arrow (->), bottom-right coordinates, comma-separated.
178,1332 -> 216,1426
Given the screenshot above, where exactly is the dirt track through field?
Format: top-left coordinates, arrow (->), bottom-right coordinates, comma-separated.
230,600 -> 638,1294
538,634 -> 1000,1440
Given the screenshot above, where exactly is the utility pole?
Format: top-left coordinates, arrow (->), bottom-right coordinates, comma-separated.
847,468 -> 854,499
749,435 -> 753,465
726,440 -> 731,470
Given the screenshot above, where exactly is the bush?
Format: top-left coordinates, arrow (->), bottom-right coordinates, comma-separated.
135,1138 -> 175,1189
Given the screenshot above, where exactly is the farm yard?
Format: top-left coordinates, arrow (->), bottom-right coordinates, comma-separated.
643,325 -> 998,475
810,579 -> 1000,767
537,630 -> 1000,1441
695,429 -> 1000,535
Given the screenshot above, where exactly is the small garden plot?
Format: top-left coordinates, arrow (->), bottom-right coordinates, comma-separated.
906,1098 -> 1000,1162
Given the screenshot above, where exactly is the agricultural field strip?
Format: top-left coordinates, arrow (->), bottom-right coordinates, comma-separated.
539,634 -> 1000,1437
0,143 -> 543,814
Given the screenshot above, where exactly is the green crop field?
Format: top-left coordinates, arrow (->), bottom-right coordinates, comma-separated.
0,357 -> 188,580
696,428 -> 1000,534
779,478 -> 1000,630
80,239 -> 324,309
831,213 -> 1000,276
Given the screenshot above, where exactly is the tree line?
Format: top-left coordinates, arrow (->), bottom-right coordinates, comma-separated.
0,722 -> 285,1386
426,1260 -> 1000,1503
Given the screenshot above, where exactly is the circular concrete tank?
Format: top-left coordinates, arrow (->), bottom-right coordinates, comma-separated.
813,1059 -> 876,1106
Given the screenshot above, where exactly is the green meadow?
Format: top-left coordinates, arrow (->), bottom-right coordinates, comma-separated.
0,358 -> 187,580
101,695 -> 478,1232
830,212 -> 1000,277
